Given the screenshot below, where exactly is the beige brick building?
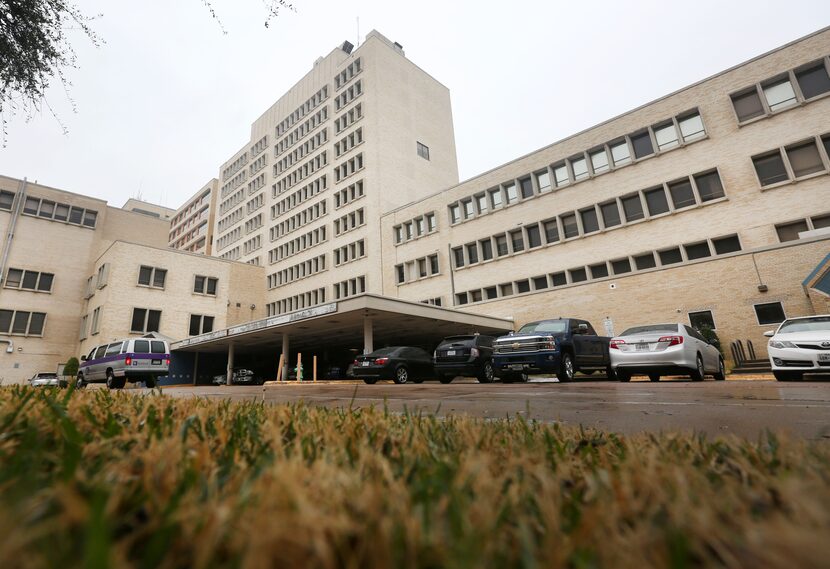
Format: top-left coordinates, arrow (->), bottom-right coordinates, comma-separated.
169,180 -> 218,255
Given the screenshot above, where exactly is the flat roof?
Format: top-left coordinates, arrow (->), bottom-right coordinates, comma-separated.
172,294 -> 514,355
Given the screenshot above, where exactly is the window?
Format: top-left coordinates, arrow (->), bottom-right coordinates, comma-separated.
462,200 -> 474,219
415,218 -> 425,235
536,171 -> 551,192
138,266 -> 166,288
466,243 -> 479,264
396,264 -> 405,284
489,188 -> 503,209
561,213 -> 579,239
786,141 -> 825,178
456,293 -> 468,306
634,253 -> 656,270
0,310 -> 46,336
476,194 -> 488,213
796,62 -> 830,100
417,142 -> 430,160
449,205 -> 461,223
499,283 -> 513,297
813,213 -> 830,229
418,258 -> 428,277
678,112 -> 705,142
610,141 -> 631,166
189,315 -> 214,336
105,342 -> 123,356
519,177 -> 534,199
426,213 -> 437,232
553,164 -> 569,187
516,280 -> 531,293
533,276 -> 548,290
4,268 -> 53,292
630,131 -> 654,159
731,88 -> 764,122
194,276 -> 218,295
712,235 -> 742,254
684,242 -> 711,260
526,225 -> 542,248
405,223 -> 413,239
754,302 -> 786,325
569,268 -> 587,283
653,123 -> 679,150
762,78 -> 797,111
590,149 -> 609,173
689,310 -> 715,330
611,258 -> 631,274
0,191 -> 14,210
824,135 -> 830,163
470,290 -> 483,302
495,234 -> 508,257
480,238 -> 493,261
621,194 -> 644,222
505,183 -> 518,204
484,286 -> 498,299
429,254 -> 439,275
659,248 -> 682,265
600,201 -> 621,228
580,207 -> 599,233
543,219 -> 559,243
510,230 -> 524,253
23,197 -> 39,215
453,247 -> 464,268
571,156 -> 589,181
753,152 -> 789,186
694,171 -> 725,202
551,272 -> 567,287
644,187 -> 670,216
590,263 -> 609,279
668,179 -> 696,209
394,226 -> 402,243
131,308 -> 161,333
775,220 -> 808,242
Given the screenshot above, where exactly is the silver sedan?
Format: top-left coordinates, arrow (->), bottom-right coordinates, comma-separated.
610,323 -> 725,382
28,372 -> 67,388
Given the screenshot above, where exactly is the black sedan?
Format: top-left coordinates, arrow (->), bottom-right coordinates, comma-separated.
353,347 -> 435,384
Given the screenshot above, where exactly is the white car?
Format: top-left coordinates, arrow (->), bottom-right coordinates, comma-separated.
764,315 -> 830,381
28,372 -> 67,388
610,323 -> 725,382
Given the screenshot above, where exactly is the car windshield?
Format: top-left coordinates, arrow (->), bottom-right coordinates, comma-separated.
517,321 -> 567,334
778,316 -> 830,333
621,324 -> 678,336
36,373 -> 58,378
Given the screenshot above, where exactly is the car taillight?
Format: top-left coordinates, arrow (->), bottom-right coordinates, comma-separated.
609,339 -> 625,350
125,356 -> 132,366
166,358 -> 171,366
658,336 -> 684,346
374,357 -> 389,365
353,359 -> 360,366
470,347 -> 479,357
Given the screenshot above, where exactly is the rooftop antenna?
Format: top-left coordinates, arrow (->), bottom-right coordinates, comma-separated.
356,17 -> 360,47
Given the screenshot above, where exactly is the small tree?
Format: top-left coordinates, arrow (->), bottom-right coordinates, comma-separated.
696,324 -> 722,355
64,356 -> 79,380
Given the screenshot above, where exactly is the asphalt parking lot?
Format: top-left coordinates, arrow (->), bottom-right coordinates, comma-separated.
160,375 -> 830,440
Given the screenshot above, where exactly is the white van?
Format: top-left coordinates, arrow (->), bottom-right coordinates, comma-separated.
77,338 -> 170,389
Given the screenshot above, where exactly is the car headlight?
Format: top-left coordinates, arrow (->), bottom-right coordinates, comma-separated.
769,340 -> 796,349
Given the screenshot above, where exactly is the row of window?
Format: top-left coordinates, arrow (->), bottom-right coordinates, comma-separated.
269,200 -> 328,240
420,297 -> 443,307
243,235 -> 262,255
246,193 -> 264,215
445,110 -> 707,228
334,179 -> 365,209
393,212 -> 437,244
275,106 -> 330,158
731,55 -> 830,123
219,187 -> 244,216
333,207 -> 365,236
775,212 -> 830,242
268,226 -> 328,264
219,246 -> 240,261
395,254 -> 440,284
333,275 -> 366,300
171,188 -> 210,228
21,195 -> 98,228
245,213 -> 263,234
0,309 -> 46,336
250,135 -> 268,158
454,234 -> 742,306
334,238 -> 366,266
334,153 -> 364,184
222,152 -> 248,182
335,126 -> 364,158
249,153 -> 267,177
334,79 -> 363,112
451,169 -> 725,269
4,268 -> 54,292
220,168 -> 247,199
274,128 -> 328,176
275,85 -> 328,138
334,57 -> 362,90
217,227 -> 242,251
273,150 -> 328,194
267,287 -> 326,316
138,266 -> 167,289
84,264 -> 108,298
248,173 -> 265,195
271,174 -> 327,218
752,132 -> 830,187
334,102 -> 363,135
267,254 -> 327,288
217,206 -> 243,234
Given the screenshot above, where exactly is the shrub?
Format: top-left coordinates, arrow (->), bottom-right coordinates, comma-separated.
63,356 -> 79,378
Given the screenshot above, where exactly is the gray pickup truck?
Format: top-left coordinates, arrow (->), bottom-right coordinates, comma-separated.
492,318 -> 612,382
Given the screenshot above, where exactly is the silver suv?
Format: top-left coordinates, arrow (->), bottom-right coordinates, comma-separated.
77,338 -> 170,389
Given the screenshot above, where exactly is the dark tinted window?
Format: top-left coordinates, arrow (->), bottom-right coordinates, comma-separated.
659,248 -> 682,265
668,179 -> 696,209
105,342 -> 123,356
94,345 -> 107,359
569,268 -> 587,282
151,341 -> 166,353
480,239 -> 493,260
28,313 -> 45,335
526,225 -> 542,248
755,302 -> 786,325
731,89 -> 764,122
621,195 -> 644,222
551,272 -> 567,287
134,340 -> 150,353
453,247 -> 464,268
684,242 -> 711,260
439,336 -> 475,348
634,253 -> 656,270
495,235 -> 508,257
630,131 -> 654,158
466,243 -> 479,264
611,259 -> 631,274
689,310 -> 715,330
189,315 -> 201,336
561,213 -> 579,238
589,263 -> 609,279
786,141 -> 824,177
600,201 -> 621,227
543,220 -> 559,243
533,276 -> 548,290
37,273 -> 53,292
22,271 -> 38,289
519,177 -> 534,199
694,171 -> 725,202
753,152 -> 789,186
644,187 -> 670,215
146,310 -> 161,333
580,208 -> 599,234
713,235 -> 742,254
795,62 -> 830,99
138,267 -> 152,286
510,230 -> 524,252
131,308 -> 146,332
775,220 -> 808,242
516,280 -> 531,293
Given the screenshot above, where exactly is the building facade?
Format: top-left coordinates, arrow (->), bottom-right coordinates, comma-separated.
122,198 -> 176,220
169,179 -> 218,255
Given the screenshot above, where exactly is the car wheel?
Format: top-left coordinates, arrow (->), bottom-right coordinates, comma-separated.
145,377 -> 157,389
773,370 -> 803,381
648,374 -> 660,382
478,361 -> 495,383
689,355 -> 705,382
412,377 -> 425,384
713,358 -> 726,381
393,366 -> 409,385
363,378 -> 378,385
557,353 -> 574,382
617,370 -> 631,382
106,370 -> 125,390
75,375 -> 86,389
439,375 -> 454,384
605,365 -> 616,381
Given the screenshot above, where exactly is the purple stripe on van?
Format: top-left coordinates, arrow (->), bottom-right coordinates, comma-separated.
80,353 -> 170,369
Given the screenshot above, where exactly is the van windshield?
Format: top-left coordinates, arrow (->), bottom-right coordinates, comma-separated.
151,341 -> 167,354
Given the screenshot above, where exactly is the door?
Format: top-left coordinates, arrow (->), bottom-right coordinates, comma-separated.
570,320 -> 594,367
89,345 -> 108,380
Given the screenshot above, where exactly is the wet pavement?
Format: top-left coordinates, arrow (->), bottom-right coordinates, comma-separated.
159,376 -> 830,440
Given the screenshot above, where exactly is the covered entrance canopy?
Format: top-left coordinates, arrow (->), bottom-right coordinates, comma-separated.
171,294 -> 515,382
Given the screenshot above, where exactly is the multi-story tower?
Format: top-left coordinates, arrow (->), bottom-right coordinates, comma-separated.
169,179 -> 218,255
211,30 -> 460,316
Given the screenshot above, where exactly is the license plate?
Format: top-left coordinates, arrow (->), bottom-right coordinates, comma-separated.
362,361 -> 370,367
636,343 -> 649,351
447,350 -> 456,356
510,364 -> 524,371
152,359 -> 162,365
819,353 -> 830,362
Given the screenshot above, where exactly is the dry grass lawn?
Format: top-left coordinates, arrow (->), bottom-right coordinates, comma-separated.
0,387 -> 828,568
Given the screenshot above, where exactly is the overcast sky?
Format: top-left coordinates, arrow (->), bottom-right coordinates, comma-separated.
1,0 -> 828,209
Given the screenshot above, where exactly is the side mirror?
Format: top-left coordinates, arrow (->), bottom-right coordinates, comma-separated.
763,330 -> 775,338
80,355 -> 87,361
577,323 -> 588,334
